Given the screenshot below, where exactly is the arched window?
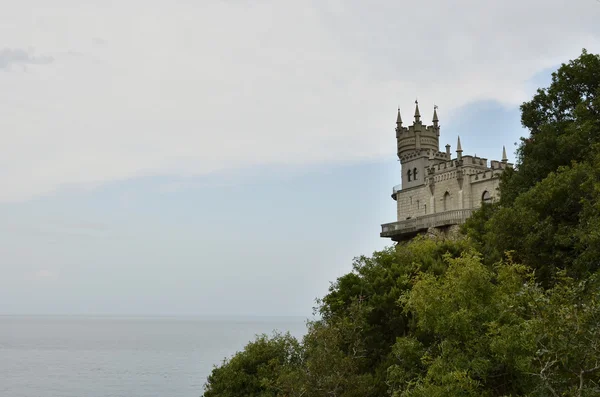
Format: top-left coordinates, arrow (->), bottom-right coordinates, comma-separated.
482,190 -> 492,204
443,191 -> 451,211
413,168 -> 418,180
407,169 -> 412,182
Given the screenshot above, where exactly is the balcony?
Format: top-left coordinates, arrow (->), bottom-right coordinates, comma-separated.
380,209 -> 473,241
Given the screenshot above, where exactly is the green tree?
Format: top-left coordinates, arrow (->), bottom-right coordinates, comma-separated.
488,154 -> 600,282
463,50 -> 600,283
388,251 -> 600,397
280,302 -> 377,397
314,237 -> 471,396
526,271 -> 600,397
203,332 -> 301,397
501,49 -> 600,205
389,251 -> 535,396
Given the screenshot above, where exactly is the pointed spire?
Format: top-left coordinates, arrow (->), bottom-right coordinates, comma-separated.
433,105 -> 439,123
396,107 -> 402,126
456,136 -> 463,160
502,145 -> 508,163
414,99 -> 421,123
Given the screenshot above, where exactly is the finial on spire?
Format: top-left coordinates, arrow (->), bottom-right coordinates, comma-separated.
502,145 -> 508,163
433,104 -> 439,124
396,107 -> 402,126
414,99 -> 421,122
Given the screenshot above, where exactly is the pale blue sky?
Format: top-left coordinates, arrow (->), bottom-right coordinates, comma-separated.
0,0 -> 598,316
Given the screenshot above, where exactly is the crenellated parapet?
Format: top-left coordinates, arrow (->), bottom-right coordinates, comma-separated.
424,154 -> 513,187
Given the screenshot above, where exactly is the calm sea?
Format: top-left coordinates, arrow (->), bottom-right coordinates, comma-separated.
0,315 -> 308,397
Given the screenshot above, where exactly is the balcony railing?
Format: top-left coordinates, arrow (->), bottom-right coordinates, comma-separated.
381,209 -> 473,237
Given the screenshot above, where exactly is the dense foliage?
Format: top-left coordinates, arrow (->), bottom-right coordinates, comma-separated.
203,333 -> 301,397
203,50 -> 600,397
464,49 -> 600,283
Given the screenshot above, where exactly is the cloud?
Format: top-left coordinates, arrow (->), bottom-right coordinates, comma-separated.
0,0 -> 598,202
0,48 -> 53,69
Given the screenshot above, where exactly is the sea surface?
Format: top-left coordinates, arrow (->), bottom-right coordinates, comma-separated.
0,315 -> 308,397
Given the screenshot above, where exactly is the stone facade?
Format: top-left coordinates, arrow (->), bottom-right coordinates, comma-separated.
380,101 -> 512,242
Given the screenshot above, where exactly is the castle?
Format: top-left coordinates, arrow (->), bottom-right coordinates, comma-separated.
380,101 -> 513,242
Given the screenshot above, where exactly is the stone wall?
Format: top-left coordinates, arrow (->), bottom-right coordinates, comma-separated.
425,224 -> 462,240
469,174 -> 501,209
396,185 -> 430,220
401,156 -> 429,190
431,172 -> 460,212
396,171 -> 501,221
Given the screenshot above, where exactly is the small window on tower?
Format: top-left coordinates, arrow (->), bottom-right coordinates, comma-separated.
407,169 -> 412,182
413,168 -> 418,180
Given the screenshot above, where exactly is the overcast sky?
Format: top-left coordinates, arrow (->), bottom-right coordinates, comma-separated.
0,0 -> 599,317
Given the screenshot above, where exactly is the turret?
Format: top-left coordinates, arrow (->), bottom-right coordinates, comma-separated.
414,100 -> 421,123
456,136 -> 463,160
395,108 -> 402,140
395,101 -> 441,161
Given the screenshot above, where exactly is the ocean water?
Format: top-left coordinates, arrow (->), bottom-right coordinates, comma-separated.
0,315 -> 308,397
